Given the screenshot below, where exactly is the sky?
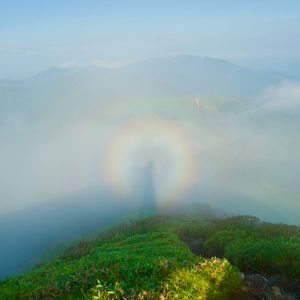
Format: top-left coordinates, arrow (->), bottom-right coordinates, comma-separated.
1,0 -> 300,79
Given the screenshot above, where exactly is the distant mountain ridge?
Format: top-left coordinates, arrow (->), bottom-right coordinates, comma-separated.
0,55 -> 287,97
116,55 -> 286,96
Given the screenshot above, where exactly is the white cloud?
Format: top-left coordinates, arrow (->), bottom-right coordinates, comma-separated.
259,81 -> 300,111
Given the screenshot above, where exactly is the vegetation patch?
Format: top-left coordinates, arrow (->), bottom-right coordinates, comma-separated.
1,214 -> 300,299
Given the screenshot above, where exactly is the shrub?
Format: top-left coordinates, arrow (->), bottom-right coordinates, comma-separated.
166,257 -> 242,300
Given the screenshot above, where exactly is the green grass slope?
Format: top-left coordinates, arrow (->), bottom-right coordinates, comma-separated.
1,215 -> 300,299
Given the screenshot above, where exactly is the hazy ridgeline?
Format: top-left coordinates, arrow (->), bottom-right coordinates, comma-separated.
0,55 -> 300,279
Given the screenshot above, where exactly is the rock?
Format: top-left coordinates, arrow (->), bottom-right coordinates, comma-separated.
268,275 -> 282,287
268,275 -> 300,299
271,286 -> 285,300
244,274 -> 271,296
238,272 -> 245,280
242,274 -> 298,300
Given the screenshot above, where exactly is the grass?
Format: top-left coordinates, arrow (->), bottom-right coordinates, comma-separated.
203,216 -> 300,278
166,257 -> 241,300
1,214 -> 300,299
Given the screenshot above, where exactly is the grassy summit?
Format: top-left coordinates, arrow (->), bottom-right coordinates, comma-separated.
1,215 -> 300,299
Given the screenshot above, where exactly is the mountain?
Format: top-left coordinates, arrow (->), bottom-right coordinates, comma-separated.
1,213 -> 299,299
0,187 -> 130,280
0,55 -> 289,132
271,60 -> 300,80
0,161 -> 159,280
0,55 -> 299,293
0,56 -> 287,115
115,55 -> 285,96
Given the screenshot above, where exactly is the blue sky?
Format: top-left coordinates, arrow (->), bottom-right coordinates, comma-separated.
1,0 -> 300,79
